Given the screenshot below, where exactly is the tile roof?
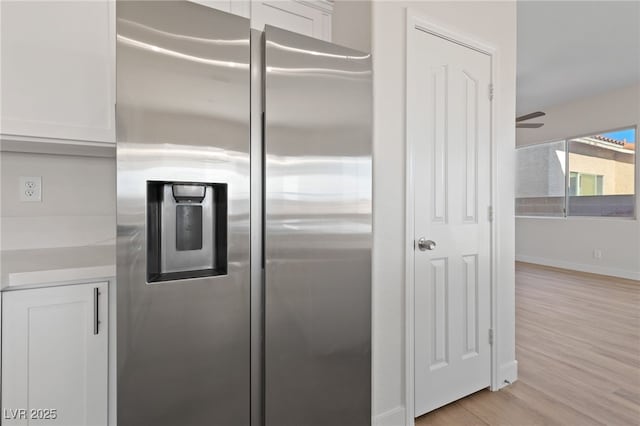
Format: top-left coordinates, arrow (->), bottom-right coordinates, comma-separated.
593,134 -> 635,151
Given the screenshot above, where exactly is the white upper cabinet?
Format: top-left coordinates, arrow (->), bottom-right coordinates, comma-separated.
191,0 -> 332,41
189,0 -> 251,18
0,1 -> 115,143
251,1 -> 332,40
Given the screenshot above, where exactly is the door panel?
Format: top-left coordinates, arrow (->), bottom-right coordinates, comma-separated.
462,254 -> 479,358
429,258 -> 449,370
463,73 -> 479,222
263,26 -> 372,426
432,64 -> 448,222
409,28 -> 492,416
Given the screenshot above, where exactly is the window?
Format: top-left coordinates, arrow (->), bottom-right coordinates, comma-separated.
567,130 -> 635,217
569,172 -> 604,196
516,127 -> 636,218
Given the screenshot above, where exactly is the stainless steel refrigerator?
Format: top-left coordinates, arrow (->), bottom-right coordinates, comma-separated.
116,2 -> 371,425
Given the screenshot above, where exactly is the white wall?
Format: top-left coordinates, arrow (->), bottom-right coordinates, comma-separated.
332,0 -> 371,52
516,83 -> 640,280
0,152 -> 116,251
371,2 -> 517,424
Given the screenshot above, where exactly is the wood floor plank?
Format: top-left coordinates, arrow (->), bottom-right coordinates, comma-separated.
457,386 -> 563,426
415,401 -> 489,426
503,381 -> 604,426
416,262 -> 640,426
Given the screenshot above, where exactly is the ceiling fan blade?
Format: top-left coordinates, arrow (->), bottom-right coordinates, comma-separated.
516,122 -> 544,128
516,111 -> 546,122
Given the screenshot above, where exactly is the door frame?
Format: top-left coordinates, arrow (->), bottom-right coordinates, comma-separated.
404,9 -> 501,424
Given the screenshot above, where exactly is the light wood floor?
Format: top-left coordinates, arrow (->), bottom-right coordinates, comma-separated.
416,262 -> 640,426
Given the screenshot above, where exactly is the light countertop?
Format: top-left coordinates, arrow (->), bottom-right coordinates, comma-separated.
1,245 -> 115,290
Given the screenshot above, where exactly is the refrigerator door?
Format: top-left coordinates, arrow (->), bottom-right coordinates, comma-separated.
264,26 -> 372,425
116,2 -> 250,425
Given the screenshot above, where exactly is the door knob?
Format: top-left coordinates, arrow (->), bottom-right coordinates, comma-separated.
417,238 -> 436,251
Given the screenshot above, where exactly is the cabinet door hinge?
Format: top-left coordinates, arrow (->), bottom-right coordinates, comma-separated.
488,83 -> 494,101
489,329 -> 494,345
488,205 -> 494,222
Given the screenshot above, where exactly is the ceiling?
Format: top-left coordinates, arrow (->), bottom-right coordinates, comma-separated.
517,1 -> 640,116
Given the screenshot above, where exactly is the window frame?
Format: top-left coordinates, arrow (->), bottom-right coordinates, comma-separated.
516,124 -> 637,220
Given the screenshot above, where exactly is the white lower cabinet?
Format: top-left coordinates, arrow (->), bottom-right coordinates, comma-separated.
2,282 -> 109,426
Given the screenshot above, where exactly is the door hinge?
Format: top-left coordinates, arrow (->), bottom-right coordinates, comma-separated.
488,84 -> 494,101
488,205 -> 494,222
489,329 -> 494,345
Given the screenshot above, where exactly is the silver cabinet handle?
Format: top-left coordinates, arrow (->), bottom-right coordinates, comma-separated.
94,287 -> 101,335
417,238 -> 436,251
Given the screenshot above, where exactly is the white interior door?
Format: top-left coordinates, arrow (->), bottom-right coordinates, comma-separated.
408,27 -> 493,417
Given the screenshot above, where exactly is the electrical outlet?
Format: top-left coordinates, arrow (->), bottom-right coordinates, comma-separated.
593,249 -> 603,260
19,176 -> 42,202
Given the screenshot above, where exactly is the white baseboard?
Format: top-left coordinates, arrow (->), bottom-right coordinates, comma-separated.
497,360 -> 518,389
515,255 -> 640,281
374,406 -> 406,426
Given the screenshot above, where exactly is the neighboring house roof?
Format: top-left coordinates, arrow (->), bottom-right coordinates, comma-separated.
573,135 -> 636,153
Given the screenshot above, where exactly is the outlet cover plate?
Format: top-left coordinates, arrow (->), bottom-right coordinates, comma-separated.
19,176 -> 42,202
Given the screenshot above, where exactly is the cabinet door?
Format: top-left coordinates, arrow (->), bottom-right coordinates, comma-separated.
0,1 -> 115,143
251,1 -> 331,41
189,0 -> 251,17
2,282 -> 108,426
